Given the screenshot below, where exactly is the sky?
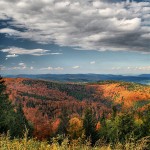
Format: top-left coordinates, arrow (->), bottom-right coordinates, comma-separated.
0,0 -> 150,75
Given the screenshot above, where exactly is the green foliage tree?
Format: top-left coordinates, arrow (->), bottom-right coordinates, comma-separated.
116,113 -> 135,142
105,113 -> 136,144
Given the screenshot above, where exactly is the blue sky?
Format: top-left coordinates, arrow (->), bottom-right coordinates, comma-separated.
0,0 -> 150,75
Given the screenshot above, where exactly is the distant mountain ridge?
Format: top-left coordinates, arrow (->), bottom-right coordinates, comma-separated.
4,74 -> 150,85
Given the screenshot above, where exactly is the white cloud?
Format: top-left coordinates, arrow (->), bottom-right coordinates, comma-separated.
112,66 -> 150,71
0,0 -> 150,52
2,65 -> 63,71
136,66 -> 150,71
40,66 -> 64,71
127,67 -> 131,69
1,47 -> 50,56
54,67 -> 64,70
18,62 -> 26,69
19,63 -> 25,66
90,61 -> 96,64
50,53 -> 63,55
72,66 -> 80,69
40,66 -> 53,70
30,66 -> 34,70
6,54 -> 18,58
1,65 -> 63,71
0,28 -> 20,36
0,65 -> 6,71
1,62 -> 28,70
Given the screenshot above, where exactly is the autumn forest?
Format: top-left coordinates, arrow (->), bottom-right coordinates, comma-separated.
0,76 -> 150,149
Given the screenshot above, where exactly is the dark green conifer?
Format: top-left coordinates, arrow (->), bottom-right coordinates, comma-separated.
0,76 -> 33,138
0,76 -> 15,134
83,108 -> 98,145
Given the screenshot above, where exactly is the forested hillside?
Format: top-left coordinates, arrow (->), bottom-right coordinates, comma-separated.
4,78 -> 150,140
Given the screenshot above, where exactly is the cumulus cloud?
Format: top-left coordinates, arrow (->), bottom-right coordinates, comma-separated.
6,54 -> 18,58
0,28 -> 20,36
0,0 -> 150,52
54,67 -> 64,70
90,61 -> 96,64
112,66 -> 150,71
40,67 -> 53,70
1,47 -> 50,56
50,53 -> 63,55
30,66 -> 34,70
18,63 -> 24,65
18,62 -> 26,69
40,66 -> 64,71
72,66 -> 80,69
0,65 -> 6,71
1,63 -> 27,71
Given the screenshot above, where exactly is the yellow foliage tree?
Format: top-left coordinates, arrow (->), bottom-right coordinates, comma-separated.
68,117 -> 83,139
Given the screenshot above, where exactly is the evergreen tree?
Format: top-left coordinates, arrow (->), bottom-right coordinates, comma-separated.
0,76 -> 16,134
112,105 -> 117,120
83,108 -> 98,145
0,76 -> 33,138
10,103 -> 33,138
141,107 -> 150,137
57,108 -> 69,135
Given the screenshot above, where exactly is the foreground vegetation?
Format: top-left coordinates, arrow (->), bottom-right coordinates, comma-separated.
0,133 -> 149,150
